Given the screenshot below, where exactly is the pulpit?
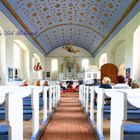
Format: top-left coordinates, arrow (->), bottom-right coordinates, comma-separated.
101,63 -> 118,84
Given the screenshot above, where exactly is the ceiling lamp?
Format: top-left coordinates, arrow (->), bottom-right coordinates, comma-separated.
34,62 -> 42,71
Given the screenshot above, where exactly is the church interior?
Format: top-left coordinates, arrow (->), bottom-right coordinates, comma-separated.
0,0 -> 140,140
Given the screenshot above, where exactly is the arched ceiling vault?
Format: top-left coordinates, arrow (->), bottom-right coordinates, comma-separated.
1,0 -> 139,56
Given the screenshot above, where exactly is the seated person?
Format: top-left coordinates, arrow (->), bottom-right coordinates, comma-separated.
79,79 -> 84,85
98,77 -> 112,105
117,75 -> 126,83
85,79 -> 94,86
35,80 -> 40,86
114,75 -> 129,89
60,82 -> 67,90
75,84 -> 79,92
43,80 -> 49,86
67,82 -> 73,90
85,79 -> 100,86
93,79 -> 100,86
131,81 -> 139,89
100,77 -> 112,89
127,78 -> 132,87
20,80 -> 28,86
39,80 -> 49,97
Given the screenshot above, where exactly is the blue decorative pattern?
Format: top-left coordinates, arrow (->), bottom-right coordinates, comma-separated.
2,0 -> 138,55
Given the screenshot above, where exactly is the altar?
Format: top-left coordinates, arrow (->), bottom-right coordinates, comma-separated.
59,57 -> 82,80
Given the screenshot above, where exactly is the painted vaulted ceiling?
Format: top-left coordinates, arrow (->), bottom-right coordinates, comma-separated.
1,0 -> 139,56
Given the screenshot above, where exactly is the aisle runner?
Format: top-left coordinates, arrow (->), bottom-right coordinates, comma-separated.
40,93 -> 97,140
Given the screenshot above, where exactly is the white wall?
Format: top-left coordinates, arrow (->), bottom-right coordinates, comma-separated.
133,25 -> 140,82
0,26 -> 6,84
110,40 -> 125,67
0,11 -> 45,85
45,46 -> 95,80
94,12 -> 140,81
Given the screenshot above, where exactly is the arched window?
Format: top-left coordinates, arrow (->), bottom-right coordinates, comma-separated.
51,59 -> 58,80
133,25 -> 140,81
14,40 -> 29,81
51,59 -> 58,72
14,43 -> 21,69
99,53 -> 107,68
82,59 -> 89,70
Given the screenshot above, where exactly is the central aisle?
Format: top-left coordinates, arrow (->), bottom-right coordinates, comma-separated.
40,93 -> 97,140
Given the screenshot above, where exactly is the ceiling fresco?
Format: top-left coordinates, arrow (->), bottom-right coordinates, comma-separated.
1,0 -> 139,56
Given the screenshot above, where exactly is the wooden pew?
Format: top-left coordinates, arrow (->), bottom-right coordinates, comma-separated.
42,86 -> 49,125
38,85 -> 60,125
79,85 -> 97,125
0,92 -> 23,140
79,85 -> 84,105
0,86 -> 44,140
0,84 -> 60,140
0,87 -> 34,140
95,88 -> 140,140
79,85 -> 140,140
110,91 -> 140,140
